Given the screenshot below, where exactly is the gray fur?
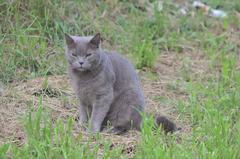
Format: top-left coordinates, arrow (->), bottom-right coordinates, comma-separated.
65,33 -> 176,134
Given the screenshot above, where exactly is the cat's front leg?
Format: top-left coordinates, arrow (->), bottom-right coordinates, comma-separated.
90,92 -> 113,133
79,102 -> 89,129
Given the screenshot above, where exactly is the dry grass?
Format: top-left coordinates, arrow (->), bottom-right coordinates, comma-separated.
0,49 -> 211,152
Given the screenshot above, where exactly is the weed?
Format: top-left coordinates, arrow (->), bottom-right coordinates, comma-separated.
134,39 -> 157,69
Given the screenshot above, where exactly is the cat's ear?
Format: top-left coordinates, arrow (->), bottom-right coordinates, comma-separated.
65,33 -> 75,48
89,33 -> 101,48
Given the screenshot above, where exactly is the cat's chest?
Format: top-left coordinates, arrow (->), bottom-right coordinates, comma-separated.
78,81 -> 101,98
74,71 -> 114,103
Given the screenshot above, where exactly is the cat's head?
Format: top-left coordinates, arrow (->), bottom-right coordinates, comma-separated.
65,33 -> 102,72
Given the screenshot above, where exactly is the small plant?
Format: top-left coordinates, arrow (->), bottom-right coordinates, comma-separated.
134,40 -> 157,69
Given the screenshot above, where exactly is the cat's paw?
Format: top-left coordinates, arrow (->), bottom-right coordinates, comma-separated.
106,127 -> 127,135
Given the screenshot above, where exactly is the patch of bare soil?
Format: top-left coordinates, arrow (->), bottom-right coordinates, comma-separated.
141,50 -> 211,135
0,51 -> 210,156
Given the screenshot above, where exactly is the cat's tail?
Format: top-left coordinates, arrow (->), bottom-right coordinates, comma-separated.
153,114 -> 178,133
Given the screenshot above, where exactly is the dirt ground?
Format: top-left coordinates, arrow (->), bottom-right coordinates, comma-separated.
0,50 -> 209,154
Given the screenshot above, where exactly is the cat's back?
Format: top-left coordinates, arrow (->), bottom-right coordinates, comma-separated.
105,51 -> 145,108
105,51 -> 140,88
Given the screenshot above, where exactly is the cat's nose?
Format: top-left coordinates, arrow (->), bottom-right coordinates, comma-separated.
79,62 -> 84,65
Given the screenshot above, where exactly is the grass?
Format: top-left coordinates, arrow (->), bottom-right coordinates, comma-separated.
0,99 -> 126,159
0,0 -> 240,158
134,39 -> 157,69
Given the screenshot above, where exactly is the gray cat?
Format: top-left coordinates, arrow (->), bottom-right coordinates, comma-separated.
65,33 -> 176,134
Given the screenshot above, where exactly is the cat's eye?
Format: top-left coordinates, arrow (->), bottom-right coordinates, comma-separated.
72,53 -> 77,57
86,53 -> 92,57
